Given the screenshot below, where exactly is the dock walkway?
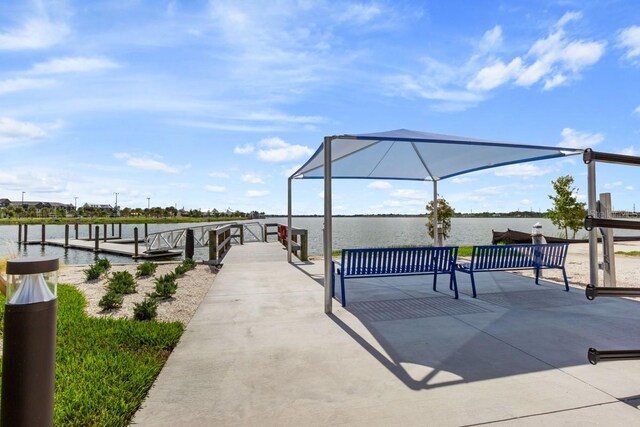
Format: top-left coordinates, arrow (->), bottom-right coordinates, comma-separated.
134,242 -> 640,426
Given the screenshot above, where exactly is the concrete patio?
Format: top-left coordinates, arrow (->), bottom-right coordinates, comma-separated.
134,242 -> 640,426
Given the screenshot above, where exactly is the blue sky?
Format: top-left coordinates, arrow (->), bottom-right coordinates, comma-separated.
0,0 -> 639,215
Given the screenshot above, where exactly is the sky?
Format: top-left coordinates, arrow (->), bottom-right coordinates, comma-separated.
0,0 -> 639,215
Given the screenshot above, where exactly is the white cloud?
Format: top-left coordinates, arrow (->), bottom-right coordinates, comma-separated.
368,181 -> 393,190
338,3 -> 382,24
234,143 -> 255,155
257,137 -> 314,162
620,146 -> 639,156
469,12 -> 605,92
634,105 -> 640,115
478,25 -> 503,53
382,199 -> 425,207
204,185 -> 226,192
241,173 -> 264,184
559,128 -> 604,149
246,190 -> 270,197
451,176 -> 476,184
241,111 -> 326,124
0,117 -> 47,144
390,189 -> 427,199
625,186 -> 634,191
604,181 -> 623,189
208,171 -> 230,178
520,199 -> 533,206
0,17 -> 69,50
29,57 -> 119,74
494,164 -> 549,177
0,169 -> 66,193
0,78 -> 54,95
467,58 -> 523,92
617,26 -> 640,61
282,164 -> 302,177
114,153 -> 178,173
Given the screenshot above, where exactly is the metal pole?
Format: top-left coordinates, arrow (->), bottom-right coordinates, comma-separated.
588,161 -> 598,287
287,178 -> 292,263
433,180 -> 439,246
323,136 -> 333,314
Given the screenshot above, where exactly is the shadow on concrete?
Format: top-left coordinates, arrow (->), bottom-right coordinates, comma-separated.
328,271 -> 640,390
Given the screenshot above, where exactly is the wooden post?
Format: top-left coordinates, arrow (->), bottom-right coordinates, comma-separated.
208,230 -> 215,261
262,224 -> 267,242
118,223 -> 122,239
103,224 -> 107,242
94,226 -> 100,251
74,223 -> 78,240
300,229 -> 308,261
185,229 -> 194,260
240,225 -> 244,245
144,223 -> 148,238
134,227 -> 139,258
88,224 -> 92,240
23,224 -> 28,244
111,223 -> 115,237
41,224 -> 46,245
64,225 -> 69,248
18,224 -> 22,244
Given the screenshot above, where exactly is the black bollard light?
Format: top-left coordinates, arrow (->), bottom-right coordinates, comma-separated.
1,256 -> 59,427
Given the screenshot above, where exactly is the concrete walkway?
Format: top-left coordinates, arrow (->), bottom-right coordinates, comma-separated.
134,243 -> 640,426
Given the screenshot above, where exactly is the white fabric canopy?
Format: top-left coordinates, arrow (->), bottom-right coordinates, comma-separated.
288,129 -> 583,314
291,129 -> 582,181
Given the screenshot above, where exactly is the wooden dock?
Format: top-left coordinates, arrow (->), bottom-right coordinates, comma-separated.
39,238 -> 182,259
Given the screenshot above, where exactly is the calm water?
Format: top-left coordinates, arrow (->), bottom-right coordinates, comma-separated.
1,217 -> 634,264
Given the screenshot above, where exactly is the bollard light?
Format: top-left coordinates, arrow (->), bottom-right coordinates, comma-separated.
1,256 -> 59,427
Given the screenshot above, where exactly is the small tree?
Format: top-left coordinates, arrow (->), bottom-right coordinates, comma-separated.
426,197 -> 455,240
547,175 -> 586,239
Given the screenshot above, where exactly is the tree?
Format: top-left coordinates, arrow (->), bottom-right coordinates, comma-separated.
547,175 -> 586,239
426,197 -> 455,240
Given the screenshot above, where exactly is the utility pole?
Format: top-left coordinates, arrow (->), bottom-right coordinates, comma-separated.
147,197 -> 150,210
74,197 -> 78,211
114,192 -> 119,216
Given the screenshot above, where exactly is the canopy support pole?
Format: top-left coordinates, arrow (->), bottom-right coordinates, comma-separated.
287,177 -> 292,263
323,136 -> 333,314
587,161 -> 598,287
433,180 -> 439,247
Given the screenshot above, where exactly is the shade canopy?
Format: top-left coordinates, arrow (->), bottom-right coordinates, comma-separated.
291,129 -> 582,181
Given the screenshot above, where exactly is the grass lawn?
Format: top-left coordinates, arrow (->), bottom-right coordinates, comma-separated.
0,285 -> 184,426
615,251 -> 640,256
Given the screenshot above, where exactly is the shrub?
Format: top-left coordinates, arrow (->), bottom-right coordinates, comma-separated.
95,257 -> 112,271
107,271 -> 137,294
174,264 -> 189,276
136,261 -> 158,278
152,274 -> 178,299
84,264 -> 103,281
98,290 -> 124,310
181,258 -> 197,270
134,297 -> 158,321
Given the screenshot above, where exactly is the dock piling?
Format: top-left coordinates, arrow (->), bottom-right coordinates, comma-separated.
144,224 -> 148,238
185,229 -> 194,260
18,224 -> 22,244
74,223 -> 78,240
119,223 -> 122,239
111,223 -> 115,237
94,226 -> 100,252
103,224 -> 107,242
23,224 -> 28,244
41,224 -> 46,245
134,227 -> 139,258
88,224 -> 92,240
64,225 -> 69,248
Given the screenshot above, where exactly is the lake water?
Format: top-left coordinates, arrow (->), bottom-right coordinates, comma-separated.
1,217 -> 634,264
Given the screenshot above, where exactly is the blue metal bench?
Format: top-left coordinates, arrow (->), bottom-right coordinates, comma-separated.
456,243 -> 569,297
334,246 -> 459,306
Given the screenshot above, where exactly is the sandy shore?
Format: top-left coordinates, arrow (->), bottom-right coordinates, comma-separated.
58,261 -> 216,325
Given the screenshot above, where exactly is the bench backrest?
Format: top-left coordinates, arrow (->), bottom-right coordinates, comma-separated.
341,246 -> 458,276
470,243 -> 568,270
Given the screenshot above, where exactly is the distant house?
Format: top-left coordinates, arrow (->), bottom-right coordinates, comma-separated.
0,198 -> 74,215
82,203 -> 114,214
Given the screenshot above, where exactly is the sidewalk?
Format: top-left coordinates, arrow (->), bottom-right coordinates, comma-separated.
133,242 -> 640,426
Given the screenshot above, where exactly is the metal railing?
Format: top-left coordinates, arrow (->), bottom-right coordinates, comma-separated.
263,223 -> 309,261
145,221 -> 263,252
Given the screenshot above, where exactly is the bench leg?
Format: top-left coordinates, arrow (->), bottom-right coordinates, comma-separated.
470,272 -> 477,298
433,272 -> 438,292
450,272 -> 458,299
562,267 -> 569,292
340,274 -> 347,307
331,261 -> 336,298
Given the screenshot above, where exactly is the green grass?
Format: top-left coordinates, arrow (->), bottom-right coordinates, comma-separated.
0,285 -> 184,426
615,251 -> 640,256
0,216 -> 249,225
